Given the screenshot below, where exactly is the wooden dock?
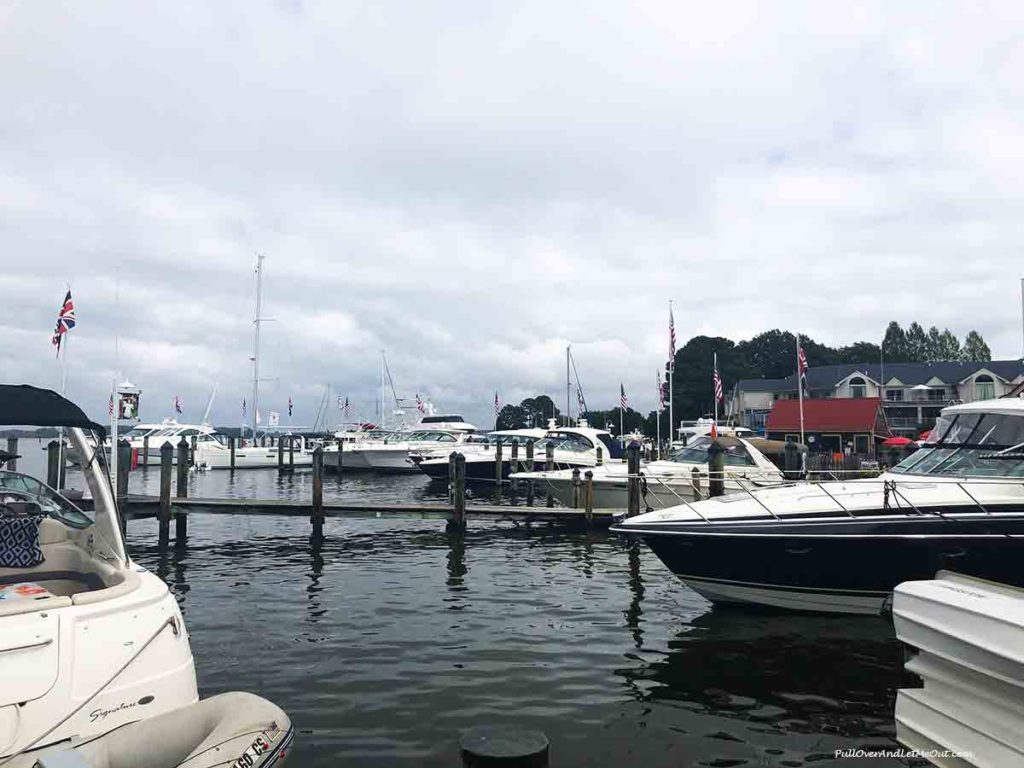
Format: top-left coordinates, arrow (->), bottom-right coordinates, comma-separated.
104,495 -> 617,526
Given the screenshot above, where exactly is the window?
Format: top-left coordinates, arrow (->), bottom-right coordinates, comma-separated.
849,377 -> 866,399
975,374 -> 995,401
885,388 -> 903,402
927,388 -> 946,402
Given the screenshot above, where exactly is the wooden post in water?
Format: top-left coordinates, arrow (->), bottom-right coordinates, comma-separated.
229,435 -> 236,469
142,435 -> 150,469
311,445 -> 324,534
570,467 -> 581,509
525,440 -> 535,506
116,439 -> 131,505
159,442 -> 173,544
545,442 -> 555,508
510,439 -> 519,479
692,467 -> 702,501
277,438 -> 284,472
708,438 -> 726,498
494,440 -> 503,484
626,441 -> 641,517
336,438 -> 344,476
175,437 -> 189,541
46,440 -> 59,488
584,469 -> 594,524
450,452 -> 466,530
784,438 -> 800,481
596,446 -> 603,466
288,436 -> 295,471
189,434 -> 198,467
460,726 -> 549,768
5,437 -> 17,472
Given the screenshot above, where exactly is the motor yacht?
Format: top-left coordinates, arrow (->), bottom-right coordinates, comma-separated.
414,428 -> 548,481
0,384 -> 293,766
360,426 -> 479,473
516,435 -> 785,509
612,398 -> 1024,615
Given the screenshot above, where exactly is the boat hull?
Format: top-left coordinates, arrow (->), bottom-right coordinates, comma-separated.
623,514 -> 1024,615
419,458 -> 596,483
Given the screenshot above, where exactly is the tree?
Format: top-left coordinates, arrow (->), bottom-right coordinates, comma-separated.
905,322 -> 928,362
835,341 -> 882,364
519,395 -> 560,428
495,404 -> 527,430
961,331 -> 992,362
736,330 -> 797,379
882,321 -> 908,361
925,326 -> 942,361
937,329 -> 961,361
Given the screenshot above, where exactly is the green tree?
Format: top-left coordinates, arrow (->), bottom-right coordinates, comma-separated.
925,326 -> 942,361
735,330 -> 797,379
937,329 -> 961,360
495,404 -> 527,430
961,331 -> 992,362
518,395 -> 561,428
882,321 -> 908,361
905,322 -> 928,362
835,341 -> 882,364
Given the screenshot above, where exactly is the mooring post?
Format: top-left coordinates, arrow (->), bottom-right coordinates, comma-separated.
626,441 -> 641,517
494,440 -> 503,484
596,446 -> 603,466
584,469 -> 594,524
510,439 -> 519,477
570,467 -> 581,508
288,435 -> 295,471
226,435 -> 234,469
142,435 -> 150,468
277,438 -> 284,472
460,726 -> 549,768
450,452 -> 466,530
159,442 -> 173,544
708,438 -> 726,498
175,437 -> 189,541
784,438 -> 800,481
311,445 -> 324,534
5,437 -> 17,472
336,438 -> 344,476
116,438 -> 131,504
46,440 -> 59,489
692,467 -> 702,501
526,440 -> 535,470
545,442 -> 555,507
448,452 -> 456,503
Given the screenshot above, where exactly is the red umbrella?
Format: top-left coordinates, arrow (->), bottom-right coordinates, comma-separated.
882,436 -> 913,447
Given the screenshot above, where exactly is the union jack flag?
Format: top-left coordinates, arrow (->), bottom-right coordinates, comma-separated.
51,289 -> 75,355
713,361 -> 724,403
620,383 -> 628,410
668,304 -> 676,372
797,342 -> 809,394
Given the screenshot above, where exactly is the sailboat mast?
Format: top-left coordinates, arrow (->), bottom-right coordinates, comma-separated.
251,255 -> 264,439
380,350 -> 386,430
566,346 -> 571,427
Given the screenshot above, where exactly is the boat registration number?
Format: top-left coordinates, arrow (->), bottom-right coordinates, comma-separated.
232,723 -> 281,768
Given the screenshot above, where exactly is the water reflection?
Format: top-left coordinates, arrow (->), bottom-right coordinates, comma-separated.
624,539 -> 644,649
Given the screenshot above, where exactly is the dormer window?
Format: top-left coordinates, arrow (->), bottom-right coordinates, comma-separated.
975,374 -> 995,400
850,376 -> 866,399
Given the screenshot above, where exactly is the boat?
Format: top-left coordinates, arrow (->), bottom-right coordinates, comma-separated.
672,418 -> 756,448
322,427 -> 399,470
612,397 -> 1024,615
191,432 -> 319,470
513,435 -> 785,509
413,428 -> 548,481
0,384 -> 293,766
893,571 -> 1024,766
359,422 -> 479,473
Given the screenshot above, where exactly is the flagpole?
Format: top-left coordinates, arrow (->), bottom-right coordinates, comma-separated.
56,334 -> 69,488
797,334 -> 805,445
656,371 -> 661,454
713,352 -> 719,425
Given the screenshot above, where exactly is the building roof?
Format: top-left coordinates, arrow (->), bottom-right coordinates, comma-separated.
742,360 -> 1024,393
766,397 -> 888,434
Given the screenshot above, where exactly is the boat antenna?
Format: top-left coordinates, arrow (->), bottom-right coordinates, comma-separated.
569,347 -> 587,422
201,382 -> 218,426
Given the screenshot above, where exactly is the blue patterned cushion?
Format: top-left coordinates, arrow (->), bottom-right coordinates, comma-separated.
0,516 -> 44,568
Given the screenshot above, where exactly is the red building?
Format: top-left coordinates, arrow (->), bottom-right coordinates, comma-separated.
765,397 -> 891,456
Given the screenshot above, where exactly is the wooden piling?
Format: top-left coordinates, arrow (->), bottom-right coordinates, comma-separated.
545,442 -> 555,508
450,452 -> 467,530
175,437 -> 189,541
189,434 -> 198,467
288,436 -> 295,471
596,446 -> 603,466
570,467 -> 581,509
311,445 -> 324,533
277,439 -> 284,472
526,440 -> 534,471
784,438 -> 800,481
494,440 -> 503,484
5,437 -> 17,472
584,469 -> 594,524
46,440 -> 59,488
116,439 -> 131,504
159,442 -> 173,544
692,467 -> 702,501
510,439 -> 519,472
336,438 -> 344,476
142,435 -> 150,468
626,441 -> 641,517
460,726 -> 549,768
708,438 -> 726,498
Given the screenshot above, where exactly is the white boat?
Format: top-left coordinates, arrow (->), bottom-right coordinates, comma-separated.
513,435 -> 785,509
192,433 -> 319,470
0,384 -> 293,766
360,425 -> 479,473
672,418 -> 756,449
893,570 -> 1024,767
413,428 -> 548,481
322,428 -> 399,470
138,422 -> 219,465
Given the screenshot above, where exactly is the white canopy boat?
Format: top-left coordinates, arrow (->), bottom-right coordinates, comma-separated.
893,570 -> 1024,767
413,428 -> 548,481
0,385 -> 293,767
514,435 -> 785,509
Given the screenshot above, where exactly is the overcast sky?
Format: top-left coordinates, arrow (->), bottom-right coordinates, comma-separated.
2,1 -> 1024,428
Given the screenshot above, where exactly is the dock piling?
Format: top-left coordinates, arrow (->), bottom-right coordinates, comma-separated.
510,439 -> 519,489
5,437 -> 16,472
116,439 -> 131,504
336,438 -> 343,476
229,436 -> 236,469
570,467 -> 581,508
708,438 -> 726,498
142,435 -> 149,468
449,452 -> 467,531
784,438 -> 800,480
277,439 -> 284,472
692,467 -> 702,501
311,445 -> 324,533
175,437 -> 189,541
159,442 -> 173,544
626,441 -> 641,517
584,470 -> 594,523
46,440 -> 59,489
288,436 -> 295,471
460,726 -> 549,768
495,440 -> 503,484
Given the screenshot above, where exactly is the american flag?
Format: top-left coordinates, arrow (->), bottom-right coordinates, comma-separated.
576,387 -> 586,417
288,396 -> 293,417
620,383 -> 628,410
668,304 -> 676,372
174,396 -> 182,414
713,361 -> 724,403
108,393 -> 114,416
51,289 -> 76,355
657,370 -> 664,409
242,398 -> 246,417
494,392 -> 500,416
343,396 -> 350,416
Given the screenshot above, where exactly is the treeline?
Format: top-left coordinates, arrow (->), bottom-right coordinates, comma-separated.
497,322 -> 992,436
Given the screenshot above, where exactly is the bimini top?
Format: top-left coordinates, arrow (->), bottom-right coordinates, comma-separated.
0,384 -> 106,435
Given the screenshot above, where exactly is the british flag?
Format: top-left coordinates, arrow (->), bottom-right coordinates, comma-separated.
797,343 -> 809,394
51,289 -> 75,355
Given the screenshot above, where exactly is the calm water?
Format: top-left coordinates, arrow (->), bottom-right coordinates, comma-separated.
14,441 -> 913,766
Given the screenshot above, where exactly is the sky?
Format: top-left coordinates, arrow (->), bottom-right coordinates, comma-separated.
3,1 -> 1024,429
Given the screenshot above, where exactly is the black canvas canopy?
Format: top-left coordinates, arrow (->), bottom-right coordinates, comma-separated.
0,384 -> 106,435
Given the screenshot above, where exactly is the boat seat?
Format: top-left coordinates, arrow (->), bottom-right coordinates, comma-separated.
34,749 -> 92,768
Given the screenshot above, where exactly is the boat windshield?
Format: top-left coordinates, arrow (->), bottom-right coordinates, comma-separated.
891,411 -> 1024,478
667,436 -> 755,466
407,431 -> 459,442
534,433 -> 594,454
489,433 -> 538,446
123,425 -> 159,440
0,470 -> 93,528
